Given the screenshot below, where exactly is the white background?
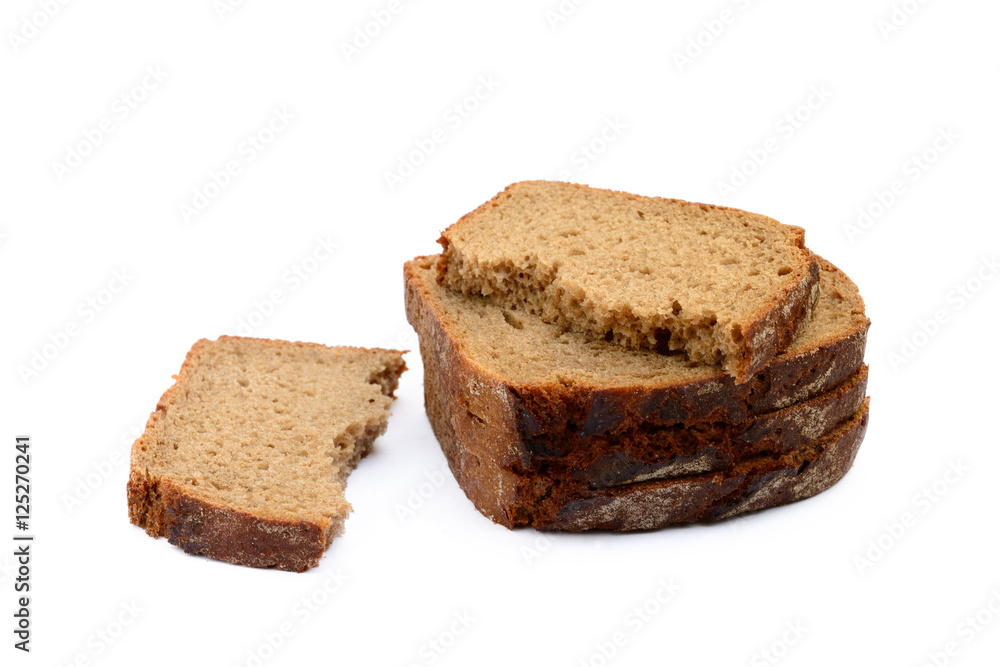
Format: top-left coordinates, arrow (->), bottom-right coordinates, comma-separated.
2,1 -> 999,665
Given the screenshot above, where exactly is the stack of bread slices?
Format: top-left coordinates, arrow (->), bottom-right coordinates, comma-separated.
405,181 -> 870,530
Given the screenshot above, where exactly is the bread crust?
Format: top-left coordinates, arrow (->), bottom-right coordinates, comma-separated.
127,336 -> 406,572
740,251 -> 820,380
127,474 -> 330,572
549,365 -> 867,490
543,402 -> 869,531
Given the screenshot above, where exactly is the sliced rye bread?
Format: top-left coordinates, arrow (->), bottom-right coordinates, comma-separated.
436,181 -> 821,381
127,336 -> 406,572
416,285 -> 869,527
422,319 -> 868,530
406,255 -> 870,529
405,254 -> 868,474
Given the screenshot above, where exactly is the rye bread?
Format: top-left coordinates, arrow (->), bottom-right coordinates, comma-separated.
436,181 -> 821,381
422,319 -> 868,530
127,336 -> 406,571
405,255 -> 870,529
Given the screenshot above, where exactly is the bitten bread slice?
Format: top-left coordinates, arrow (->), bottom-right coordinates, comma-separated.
127,336 -> 406,572
437,181 -> 820,381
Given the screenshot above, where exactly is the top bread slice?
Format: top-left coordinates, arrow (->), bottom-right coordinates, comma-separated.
127,336 -> 406,572
436,181 -> 820,382
406,254 -> 868,474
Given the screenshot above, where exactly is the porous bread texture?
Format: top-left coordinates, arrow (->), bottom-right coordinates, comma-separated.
437,181 -> 820,382
127,336 -> 406,572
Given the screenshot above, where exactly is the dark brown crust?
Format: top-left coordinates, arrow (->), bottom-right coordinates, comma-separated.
126,336 -> 407,572
127,475 -> 328,572
435,181 -> 823,382
548,365 -> 867,489
541,402 -> 869,531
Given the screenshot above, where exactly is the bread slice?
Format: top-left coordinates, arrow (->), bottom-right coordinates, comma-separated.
436,181 -> 820,381
127,337 -> 406,572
